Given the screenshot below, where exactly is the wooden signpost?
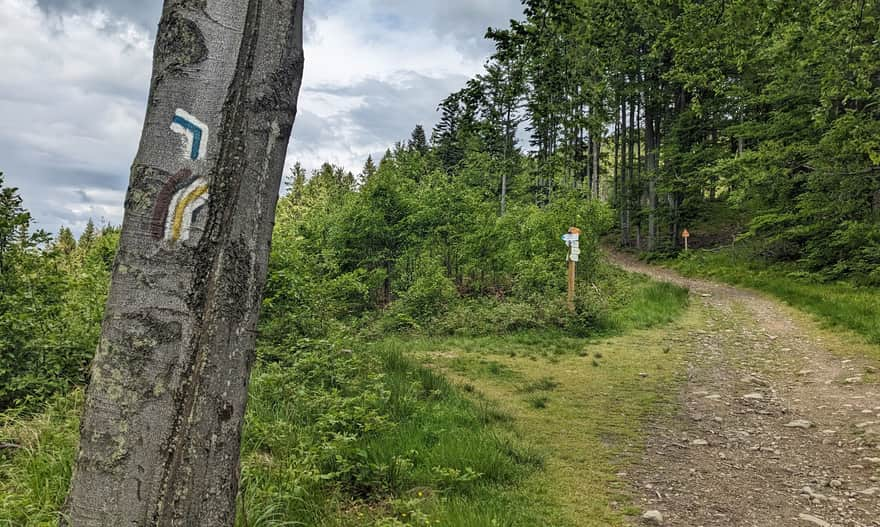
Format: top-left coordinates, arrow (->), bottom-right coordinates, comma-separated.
682,229 -> 690,252
562,227 -> 582,312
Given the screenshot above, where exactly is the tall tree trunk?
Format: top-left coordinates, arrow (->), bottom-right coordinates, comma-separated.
635,100 -> 643,250
592,135 -> 600,198
645,106 -> 659,251
63,2 -> 304,526
613,102 -> 620,208
500,159 -> 508,214
708,128 -> 719,200
619,100 -> 629,246
626,100 -> 638,248
636,100 -> 642,186
501,100 -> 511,215
501,171 -> 508,215
585,130 -> 591,195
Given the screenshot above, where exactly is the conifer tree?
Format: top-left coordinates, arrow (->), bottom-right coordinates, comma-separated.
409,125 -> 429,154
361,154 -> 378,184
56,227 -> 76,254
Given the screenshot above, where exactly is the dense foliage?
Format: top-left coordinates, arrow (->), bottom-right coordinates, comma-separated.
442,0 -> 879,283
260,150 -> 614,350
0,141 -> 614,410
0,174 -> 117,410
1,342 -> 551,527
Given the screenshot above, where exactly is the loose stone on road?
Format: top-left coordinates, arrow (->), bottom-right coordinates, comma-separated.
608,252 -> 880,527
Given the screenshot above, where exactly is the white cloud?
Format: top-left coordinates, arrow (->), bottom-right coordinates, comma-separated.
0,0 -> 151,233
1,0 -> 523,234
303,12 -> 484,88
0,1 -> 151,161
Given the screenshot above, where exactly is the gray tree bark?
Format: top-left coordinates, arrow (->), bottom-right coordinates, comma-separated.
591,136 -> 600,199
645,107 -> 659,251
62,1 -> 304,526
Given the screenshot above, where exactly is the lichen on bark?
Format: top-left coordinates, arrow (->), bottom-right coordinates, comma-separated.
154,11 -> 208,76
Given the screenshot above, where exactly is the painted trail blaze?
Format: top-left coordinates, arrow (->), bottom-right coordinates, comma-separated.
150,109 -> 212,243
170,109 -> 209,162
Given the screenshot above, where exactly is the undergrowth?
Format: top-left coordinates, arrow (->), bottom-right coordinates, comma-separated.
0,342 -> 548,527
0,267 -> 689,526
671,249 -> 880,347
366,262 -> 689,339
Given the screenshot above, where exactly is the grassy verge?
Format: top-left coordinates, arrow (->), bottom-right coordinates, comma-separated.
605,275 -> 689,332
669,249 -> 880,347
0,344 -> 550,527
394,310 -> 693,525
0,392 -> 80,526
237,344 -> 550,527
0,270 -> 689,526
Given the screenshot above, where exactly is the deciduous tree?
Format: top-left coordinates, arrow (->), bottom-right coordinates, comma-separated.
62,1 -> 305,525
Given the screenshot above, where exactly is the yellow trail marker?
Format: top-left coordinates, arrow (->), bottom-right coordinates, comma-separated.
171,185 -> 209,241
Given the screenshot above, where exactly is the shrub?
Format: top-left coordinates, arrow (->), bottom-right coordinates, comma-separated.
431,299 -> 545,336
396,259 -> 458,320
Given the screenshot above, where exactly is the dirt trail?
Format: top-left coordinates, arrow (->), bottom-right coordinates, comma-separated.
607,252 -> 880,527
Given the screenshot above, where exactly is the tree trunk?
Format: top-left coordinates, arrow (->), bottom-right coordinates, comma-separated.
619,100 -> 628,246
645,106 -> 659,251
613,98 -> 620,211
502,100 -> 511,215
63,2 -> 304,526
626,99 -> 638,245
635,100 -> 643,250
592,135 -> 600,198
500,171 -> 508,215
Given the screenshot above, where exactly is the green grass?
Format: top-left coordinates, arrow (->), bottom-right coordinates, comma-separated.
518,377 -> 560,394
410,309 -> 697,526
0,344 -> 551,527
0,391 -> 81,526
525,395 -> 550,409
0,268 -> 690,527
607,280 -> 690,331
671,249 -> 880,348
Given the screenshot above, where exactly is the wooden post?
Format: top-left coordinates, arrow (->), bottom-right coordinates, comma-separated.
564,226 -> 581,313
682,229 -> 690,252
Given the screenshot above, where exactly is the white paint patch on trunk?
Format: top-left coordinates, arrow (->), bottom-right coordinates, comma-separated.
165,177 -> 209,243
170,109 -> 209,161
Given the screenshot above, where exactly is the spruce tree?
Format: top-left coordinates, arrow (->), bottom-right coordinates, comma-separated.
56,227 -> 77,254
409,125 -> 428,154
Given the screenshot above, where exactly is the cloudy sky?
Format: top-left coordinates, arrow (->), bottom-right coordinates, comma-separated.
0,0 -> 523,234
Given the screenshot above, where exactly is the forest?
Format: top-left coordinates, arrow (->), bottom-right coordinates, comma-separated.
435,0 -> 878,283
1,0 -> 879,525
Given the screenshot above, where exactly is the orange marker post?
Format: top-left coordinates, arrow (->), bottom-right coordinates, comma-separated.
682,229 -> 690,252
